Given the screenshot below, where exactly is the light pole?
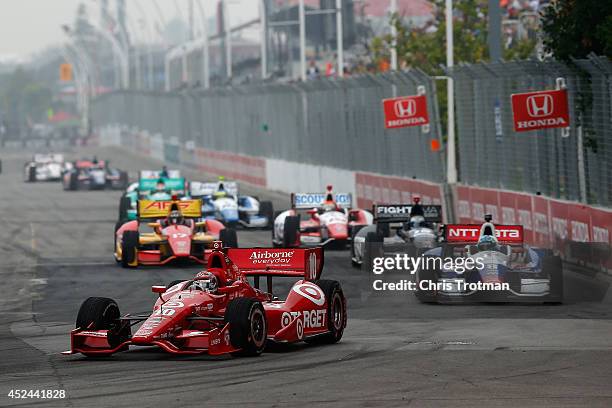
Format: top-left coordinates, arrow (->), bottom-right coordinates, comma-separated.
390,0 -> 397,71
446,0 -> 457,184
299,0 -> 306,81
196,0 -> 210,88
260,0 -> 267,80
223,0 -> 233,79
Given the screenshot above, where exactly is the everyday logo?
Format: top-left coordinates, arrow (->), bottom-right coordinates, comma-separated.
526,94 -> 553,117
394,99 -> 416,118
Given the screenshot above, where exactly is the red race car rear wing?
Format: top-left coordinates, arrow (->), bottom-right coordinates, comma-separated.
445,224 -> 524,245
226,247 -> 324,281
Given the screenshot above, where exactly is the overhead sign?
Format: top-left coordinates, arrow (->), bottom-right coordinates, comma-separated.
511,89 -> 570,132
382,94 -> 429,129
60,63 -> 73,82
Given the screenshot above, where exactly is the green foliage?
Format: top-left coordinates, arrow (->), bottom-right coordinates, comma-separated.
0,67 -> 53,124
370,0 -> 490,75
541,0 -> 612,60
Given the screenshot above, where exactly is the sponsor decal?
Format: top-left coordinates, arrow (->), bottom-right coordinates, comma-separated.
445,224 -> 523,243
292,283 -> 326,306
280,310 -> 326,329
249,250 -> 295,265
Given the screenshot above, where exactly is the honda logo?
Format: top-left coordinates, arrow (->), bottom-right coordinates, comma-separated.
526,94 -> 553,117
394,99 -> 416,118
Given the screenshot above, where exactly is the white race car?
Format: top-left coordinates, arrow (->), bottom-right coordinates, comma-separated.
24,153 -> 66,182
190,180 -> 274,229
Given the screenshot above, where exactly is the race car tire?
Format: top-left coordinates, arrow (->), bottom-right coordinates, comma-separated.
113,220 -> 125,262
118,171 -> 129,189
220,228 -> 238,248
76,297 -> 131,350
121,231 -> 139,268
362,231 -> 384,273
225,298 -> 267,356
544,255 -> 564,303
415,256 -> 438,303
376,223 -> 390,238
26,165 -> 36,182
259,201 -> 274,230
118,194 -> 130,221
67,172 -> 78,190
283,216 -> 300,248
305,280 -> 347,344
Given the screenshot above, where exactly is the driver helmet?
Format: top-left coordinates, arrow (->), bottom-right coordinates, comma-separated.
168,209 -> 183,225
409,215 -> 426,229
155,179 -> 167,194
191,272 -> 219,293
477,235 -> 498,252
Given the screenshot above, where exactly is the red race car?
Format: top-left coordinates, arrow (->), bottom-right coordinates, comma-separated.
114,198 -> 238,268
63,243 -> 347,357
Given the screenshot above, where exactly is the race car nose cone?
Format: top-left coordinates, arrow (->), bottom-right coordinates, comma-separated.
327,224 -> 348,239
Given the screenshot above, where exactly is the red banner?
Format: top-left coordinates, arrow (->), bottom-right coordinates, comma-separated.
382,95 -> 429,129
511,89 -> 570,132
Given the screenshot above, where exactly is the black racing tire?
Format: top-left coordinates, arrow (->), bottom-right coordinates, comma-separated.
118,194 -> 130,221
121,230 -> 139,268
118,171 -> 129,189
225,298 -> 267,356
67,172 -> 78,190
220,228 -> 238,248
544,255 -> 564,303
259,201 -> 274,229
362,231 -> 384,272
304,280 -> 347,344
376,223 -> 390,238
76,297 -> 130,349
415,256 -> 438,303
282,215 -> 300,248
26,165 -> 36,182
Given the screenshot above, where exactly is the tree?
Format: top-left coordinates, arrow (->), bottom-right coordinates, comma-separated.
541,0 -> 612,60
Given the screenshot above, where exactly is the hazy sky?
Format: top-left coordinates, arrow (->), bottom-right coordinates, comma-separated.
0,0 -> 258,62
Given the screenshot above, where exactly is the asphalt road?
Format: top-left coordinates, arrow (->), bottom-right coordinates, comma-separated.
1,147 -> 611,408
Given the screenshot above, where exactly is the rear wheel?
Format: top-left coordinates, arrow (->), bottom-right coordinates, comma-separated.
225,298 -> 267,356
76,297 -> 130,349
283,216 -> 300,247
305,280 -> 346,344
259,201 -> 274,229
544,256 -> 563,303
118,194 -> 131,221
121,230 -> 139,268
25,165 -> 36,182
362,231 -> 384,272
219,228 -> 238,248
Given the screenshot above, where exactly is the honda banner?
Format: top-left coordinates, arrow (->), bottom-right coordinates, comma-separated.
511,89 -> 570,132
382,95 -> 429,129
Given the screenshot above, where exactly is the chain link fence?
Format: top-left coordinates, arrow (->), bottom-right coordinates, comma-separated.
451,55 -> 612,207
92,69 -> 445,183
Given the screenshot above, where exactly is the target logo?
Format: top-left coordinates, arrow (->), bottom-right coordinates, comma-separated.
292,283 -> 326,306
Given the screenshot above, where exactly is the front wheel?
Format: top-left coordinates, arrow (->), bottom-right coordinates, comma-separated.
225,298 -> 267,356
76,297 -> 131,349
219,228 -> 238,248
259,201 -> 274,230
282,215 -> 300,247
121,230 -> 139,268
305,280 -> 347,344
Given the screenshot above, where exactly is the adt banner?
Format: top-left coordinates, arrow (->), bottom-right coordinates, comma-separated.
382,95 -> 429,129
511,89 -> 570,132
